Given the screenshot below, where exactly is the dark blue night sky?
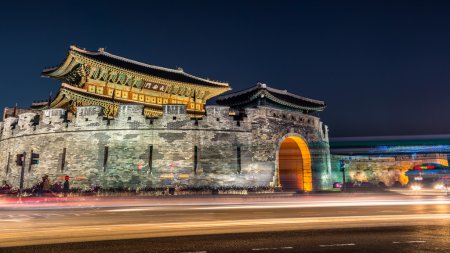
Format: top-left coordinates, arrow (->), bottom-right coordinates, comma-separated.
1,0 -> 449,137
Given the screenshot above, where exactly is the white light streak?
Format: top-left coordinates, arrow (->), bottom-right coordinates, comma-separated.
319,243 -> 355,247
392,241 -> 426,244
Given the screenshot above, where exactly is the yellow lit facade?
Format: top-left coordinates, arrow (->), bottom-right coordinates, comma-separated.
42,45 -> 231,117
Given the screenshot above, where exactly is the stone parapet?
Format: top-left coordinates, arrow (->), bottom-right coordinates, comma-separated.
0,105 -> 330,140
0,105 -> 331,191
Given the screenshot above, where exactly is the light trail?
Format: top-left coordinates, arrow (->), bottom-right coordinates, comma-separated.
319,243 -> 355,247
2,194 -> 450,211
194,199 -> 450,210
2,213 -> 450,247
392,241 -> 426,244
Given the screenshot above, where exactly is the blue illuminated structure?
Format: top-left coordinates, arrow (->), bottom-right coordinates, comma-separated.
330,135 -> 450,156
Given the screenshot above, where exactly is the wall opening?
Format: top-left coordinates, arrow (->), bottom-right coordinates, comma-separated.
6,152 -> 10,175
278,136 -> 312,192
148,145 -> 153,174
194,145 -> 198,174
103,146 -> 109,171
61,148 -> 66,172
236,146 -> 242,174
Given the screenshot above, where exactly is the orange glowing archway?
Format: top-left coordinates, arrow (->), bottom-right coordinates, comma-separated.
278,136 -> 312,192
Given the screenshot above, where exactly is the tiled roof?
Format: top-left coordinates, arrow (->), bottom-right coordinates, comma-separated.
43,46 -> 229,88
216,83 -> 326,111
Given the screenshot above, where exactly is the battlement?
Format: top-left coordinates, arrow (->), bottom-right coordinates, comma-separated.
0,48 -> 332,192
0,104 -> 327,141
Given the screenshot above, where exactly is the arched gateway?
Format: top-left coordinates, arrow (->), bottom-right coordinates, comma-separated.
278,136 -> 312,192
0,46 -> 330,191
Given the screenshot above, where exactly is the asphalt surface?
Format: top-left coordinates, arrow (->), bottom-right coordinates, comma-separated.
3,225 -> 450,253
1,193 -> 450,252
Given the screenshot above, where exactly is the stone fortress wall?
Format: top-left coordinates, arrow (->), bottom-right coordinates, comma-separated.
0,104 -> 331,191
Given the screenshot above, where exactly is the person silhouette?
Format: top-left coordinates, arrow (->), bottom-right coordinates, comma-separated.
63,175 -> 70,197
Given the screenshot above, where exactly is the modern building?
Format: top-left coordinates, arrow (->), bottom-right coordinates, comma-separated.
330,135 -> 450,186
0,46 -> 331,192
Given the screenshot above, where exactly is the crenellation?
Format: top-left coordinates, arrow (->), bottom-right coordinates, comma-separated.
113,104 -> 147,129
74,106 -> 104,128
163,104 -> 187,115
42,109 -> 66,124
117,104 -> 145,120
203,106 -> 242,130
2,117 -> 18,139
205,106 -> 230,118
0,46 -> 330,192
37,108 -> 67,132
0,103 -> 330,190
0,106 -> 327,140
17,112 -> 38,131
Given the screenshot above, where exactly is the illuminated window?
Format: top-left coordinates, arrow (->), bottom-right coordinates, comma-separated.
108,89 -> 114,96
163,99 -> 168,104
151,97 -> 156,103
88,85 -> 96,93
196,104 -> 201,110
139,94 -> 145,101
115,90 -> 122,98
190,103 -> 195,109
122,91 -> 128,99
96,86 -> 104,95
157,98 -> 162,104
132,93 -> 138,100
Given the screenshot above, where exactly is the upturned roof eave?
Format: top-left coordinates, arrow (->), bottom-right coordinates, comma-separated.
216,83 -> 325,106
216,85 -> 326,111
42,45 -> 230,88
218,90 -> 326,111
41,45 -> 230,89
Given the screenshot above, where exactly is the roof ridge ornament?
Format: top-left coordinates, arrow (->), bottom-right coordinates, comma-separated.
257,82 -> 267,89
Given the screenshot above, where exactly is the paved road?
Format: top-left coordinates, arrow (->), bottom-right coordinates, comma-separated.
3,225 -> 450,253
1,193 -> 450,251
